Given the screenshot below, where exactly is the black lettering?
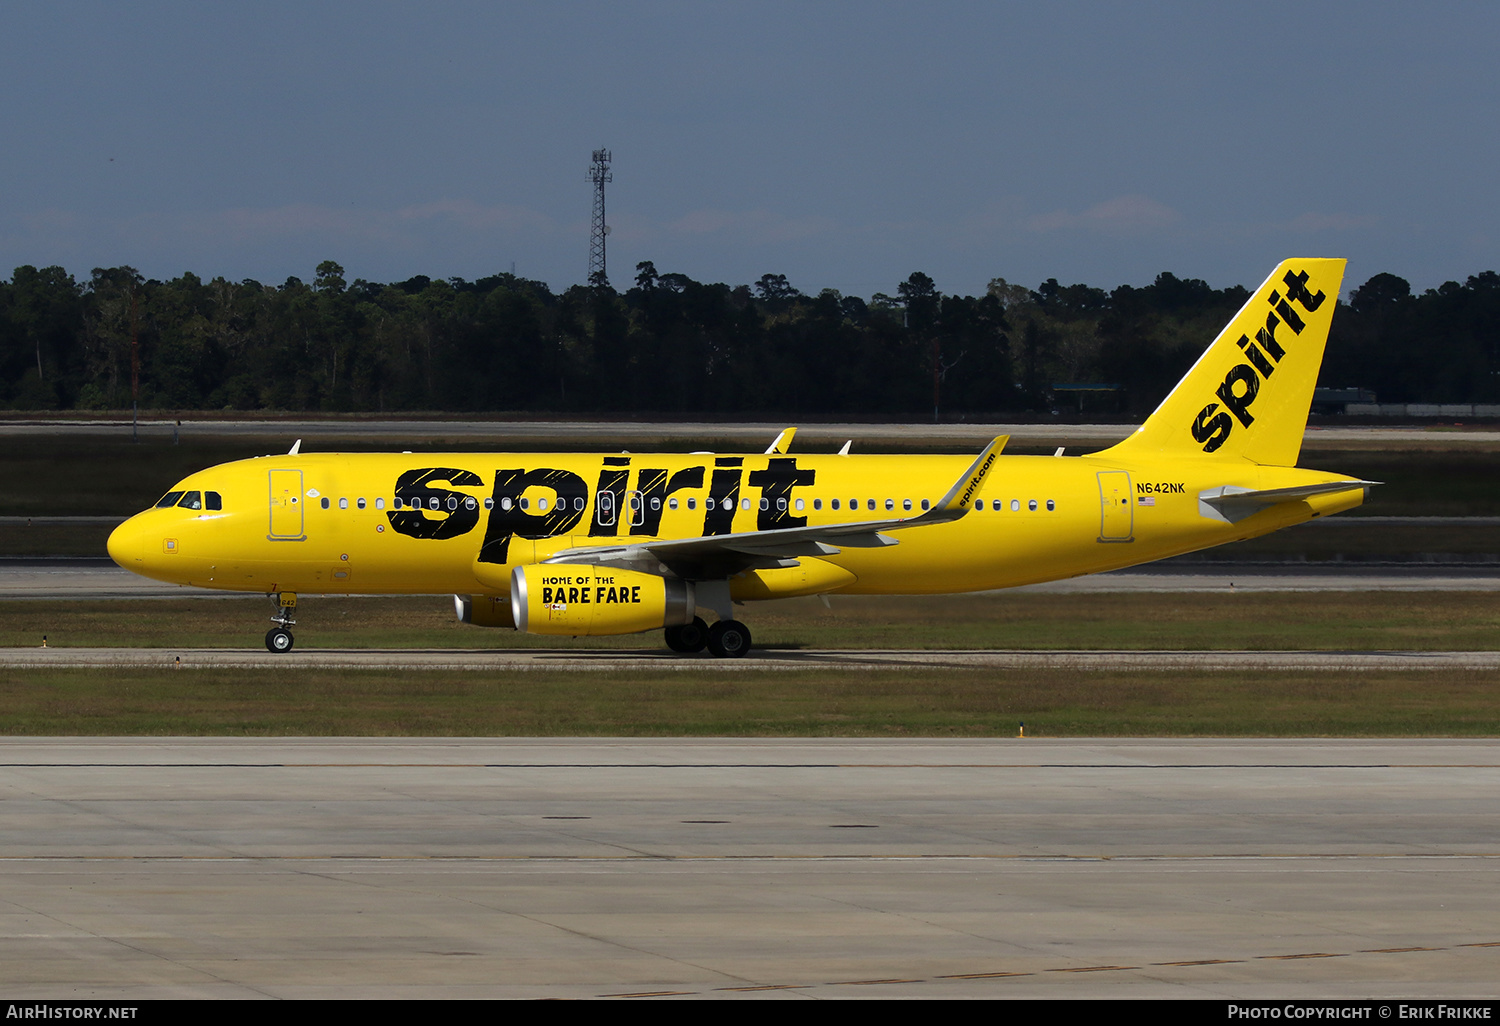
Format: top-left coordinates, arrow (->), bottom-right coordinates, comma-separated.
589,462 -> 629,537
1191,402 -> 1234,453
477,468 -> 588,565
1235,335 -> 1275,377
748,457 -> 816,530
1268,291 -> 1307,335
1255,314 -> 1287,361
630,466 -> 705,536
1215,364 -> 1260,428
1282,268 -> 1326,312
387,468 -> 484,540
703,457 -> 743,536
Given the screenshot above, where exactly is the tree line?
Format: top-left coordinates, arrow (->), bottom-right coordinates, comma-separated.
1,259 -> 1496,417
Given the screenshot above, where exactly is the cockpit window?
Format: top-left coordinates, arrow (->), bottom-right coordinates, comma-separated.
177,491 -> 203,510
205,491 -> 222,511
155,491 -> 185,508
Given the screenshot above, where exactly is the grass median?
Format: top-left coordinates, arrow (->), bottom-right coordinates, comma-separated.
2,665 -> 1497,736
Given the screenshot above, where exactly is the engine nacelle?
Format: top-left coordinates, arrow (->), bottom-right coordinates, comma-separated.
511,564 -> 695,636
454,593 -> 515,629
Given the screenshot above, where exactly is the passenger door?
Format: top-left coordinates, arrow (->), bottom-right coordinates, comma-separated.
268,469 -> 306,540
1097,470 -> 1134,542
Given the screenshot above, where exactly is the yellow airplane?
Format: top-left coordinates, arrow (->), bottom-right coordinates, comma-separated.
108,258 -> 1373,657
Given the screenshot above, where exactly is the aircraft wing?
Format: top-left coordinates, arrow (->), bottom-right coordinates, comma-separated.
542,436 -> 1007,579
1198,479 -> 1380,524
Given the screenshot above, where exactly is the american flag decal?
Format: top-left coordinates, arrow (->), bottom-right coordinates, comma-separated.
1138,495 -> 1155,506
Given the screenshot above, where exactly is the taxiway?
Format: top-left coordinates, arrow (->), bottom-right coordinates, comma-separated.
0,737 -> 1496,999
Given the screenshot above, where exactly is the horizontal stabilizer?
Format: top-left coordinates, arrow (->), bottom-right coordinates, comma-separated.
1198,480 -> 1380,523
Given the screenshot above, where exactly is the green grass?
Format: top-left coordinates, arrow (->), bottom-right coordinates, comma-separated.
1,666 -> 1496,736
6,591 -> 1500,652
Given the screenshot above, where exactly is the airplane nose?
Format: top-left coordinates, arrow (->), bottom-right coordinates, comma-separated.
106,517 -> 141,567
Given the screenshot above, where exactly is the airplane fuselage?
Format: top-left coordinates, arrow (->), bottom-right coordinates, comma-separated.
107,448 -> 1365,601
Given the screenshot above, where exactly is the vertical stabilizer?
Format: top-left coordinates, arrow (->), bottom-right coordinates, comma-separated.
1105,259 -> 1345,467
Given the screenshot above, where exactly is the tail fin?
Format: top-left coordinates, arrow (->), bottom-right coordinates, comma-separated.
1105,258 -> 1346,466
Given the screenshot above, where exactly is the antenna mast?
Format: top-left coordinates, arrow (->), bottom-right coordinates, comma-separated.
587,148 -> 612,286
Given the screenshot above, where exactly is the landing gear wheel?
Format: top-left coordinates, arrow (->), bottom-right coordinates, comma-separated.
664,617 -> 710,654
706,619 -> 751,659
265,627 -> 294,653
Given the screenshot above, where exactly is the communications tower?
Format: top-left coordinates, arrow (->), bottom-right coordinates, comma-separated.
587,148 -> 612,286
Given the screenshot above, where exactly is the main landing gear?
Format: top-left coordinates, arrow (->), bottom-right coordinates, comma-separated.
664,616 -> 752,658
265,592 -> 297,653
664,616 -> 709,654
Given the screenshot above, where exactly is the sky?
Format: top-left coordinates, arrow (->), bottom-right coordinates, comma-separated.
1,1 -> 1496,299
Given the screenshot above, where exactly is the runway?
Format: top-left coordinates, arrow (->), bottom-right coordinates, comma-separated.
1,737 -> 1497,998
8,645 -> 1500,672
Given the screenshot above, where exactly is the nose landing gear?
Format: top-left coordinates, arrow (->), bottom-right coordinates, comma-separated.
265,592 -> 297,653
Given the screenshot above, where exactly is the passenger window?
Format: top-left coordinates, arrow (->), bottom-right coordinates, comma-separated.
574,497 -> 585,511
651,497 -> 661,511
687,497 -> 696,510
206,491 -> 222,511
668,497 -> 678,511
1029,499 -> 1038,511
741,498 -> 751,510
1047,499 -> 1056,511
446,497 -> 458,511
428,497 -> 439,510
902,498 -> 911,511
776,497 -> 786,511
867,499 -> 876,511
483,498 -> 493,510
832,499 -> 840,510
501,497 -> 513,511
1011,499 -> 1020,512
538,497 -> 548,511
376,498 -> 385,510
339,498 -> 348,510
357,498 -> 367,510
464,496 -> 476,510
177,491 -> 202,510
885,498 -> 894,511
921,499 -> 930,511
975,499 -> 985,511
155,491 -> 185,508
813,498 -> 822,511
519,497 -> 529,511
795,498 -> 804,512
321,498 -> 330,510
